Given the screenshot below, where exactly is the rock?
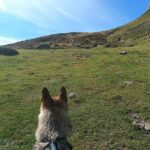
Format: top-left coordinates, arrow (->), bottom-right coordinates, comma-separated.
133,120 -> 150,131
124,81 -> 133,86
128,110 -> 150,132
0,47 -> 19,56
68,92 -> 77,99
119,51 -> 127,55
133,120 -> 145,129
128,112 -> 140,120
144,122 -> 150,131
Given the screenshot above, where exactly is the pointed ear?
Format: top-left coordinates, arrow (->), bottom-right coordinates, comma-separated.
42,87 -> 51,99
59,86 -> 68,102
41,87 -> 53,108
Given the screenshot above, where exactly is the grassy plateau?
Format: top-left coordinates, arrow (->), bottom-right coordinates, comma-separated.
0,44 -> 150,150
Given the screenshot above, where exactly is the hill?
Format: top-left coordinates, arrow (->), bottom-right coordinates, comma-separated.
5,10 -> 150,49
107,10 -> 150,47
5,32 -> 107,49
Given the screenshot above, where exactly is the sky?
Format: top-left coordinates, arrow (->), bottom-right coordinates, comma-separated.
0,0 -> 149,45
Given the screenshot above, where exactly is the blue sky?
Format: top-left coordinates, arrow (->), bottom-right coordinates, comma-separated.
0,0 -> 149,45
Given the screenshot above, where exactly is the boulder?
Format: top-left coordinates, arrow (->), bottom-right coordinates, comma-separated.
0,47 -> 19,56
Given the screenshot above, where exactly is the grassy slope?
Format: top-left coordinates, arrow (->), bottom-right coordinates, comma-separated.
107,10 -> 150,46
0,44 -> 150,150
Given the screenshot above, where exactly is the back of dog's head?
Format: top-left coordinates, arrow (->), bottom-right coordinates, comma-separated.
41,86 -> 68,112
34,86 -> 72,150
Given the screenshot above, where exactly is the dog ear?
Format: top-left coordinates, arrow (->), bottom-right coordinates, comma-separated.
41,87 -> 53,108
42,87 -> 51,99
59,86 -> 68,102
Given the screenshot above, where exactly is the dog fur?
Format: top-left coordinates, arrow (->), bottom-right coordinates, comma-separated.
33,87 -> 72,150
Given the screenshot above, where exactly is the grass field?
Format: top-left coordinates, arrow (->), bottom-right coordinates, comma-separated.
0,44 -> 150,150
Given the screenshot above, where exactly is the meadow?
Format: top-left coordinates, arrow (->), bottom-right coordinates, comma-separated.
0,44 -> 150,150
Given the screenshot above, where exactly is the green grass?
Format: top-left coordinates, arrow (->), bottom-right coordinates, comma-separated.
0,44 -> 150,150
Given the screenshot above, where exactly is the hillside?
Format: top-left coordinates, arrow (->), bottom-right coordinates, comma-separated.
107,10 -> 150,47
5,10 -> 150,49
5,32 -> 107,49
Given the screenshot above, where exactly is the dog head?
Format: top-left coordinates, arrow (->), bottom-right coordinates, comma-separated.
34,86 -> 72,150
41,86 -> 68,112
37,86 -> 71,140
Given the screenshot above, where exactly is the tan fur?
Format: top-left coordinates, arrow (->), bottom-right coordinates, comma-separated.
33,87 -> 72,150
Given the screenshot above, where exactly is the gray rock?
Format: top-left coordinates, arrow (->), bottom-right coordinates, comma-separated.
128,112 -> 140,119
68,92 -> 77,99
128,111 -> 150,132
119,51 -> 127,55
133,120 -> 150,131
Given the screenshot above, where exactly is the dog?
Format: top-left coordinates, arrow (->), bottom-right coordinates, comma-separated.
33,86 -> 72,150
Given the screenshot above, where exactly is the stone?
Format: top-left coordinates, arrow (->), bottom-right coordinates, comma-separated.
133,120 -> 150,131
119,51 -> 127,55
128,112 -> 140,120
128,111 -> 150,132
68,92 -> 77,99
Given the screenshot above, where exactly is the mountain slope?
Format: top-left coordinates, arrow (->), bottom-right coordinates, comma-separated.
5,10 -> 150,49
107,10 -> 150,47
5,32 -> 107,49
